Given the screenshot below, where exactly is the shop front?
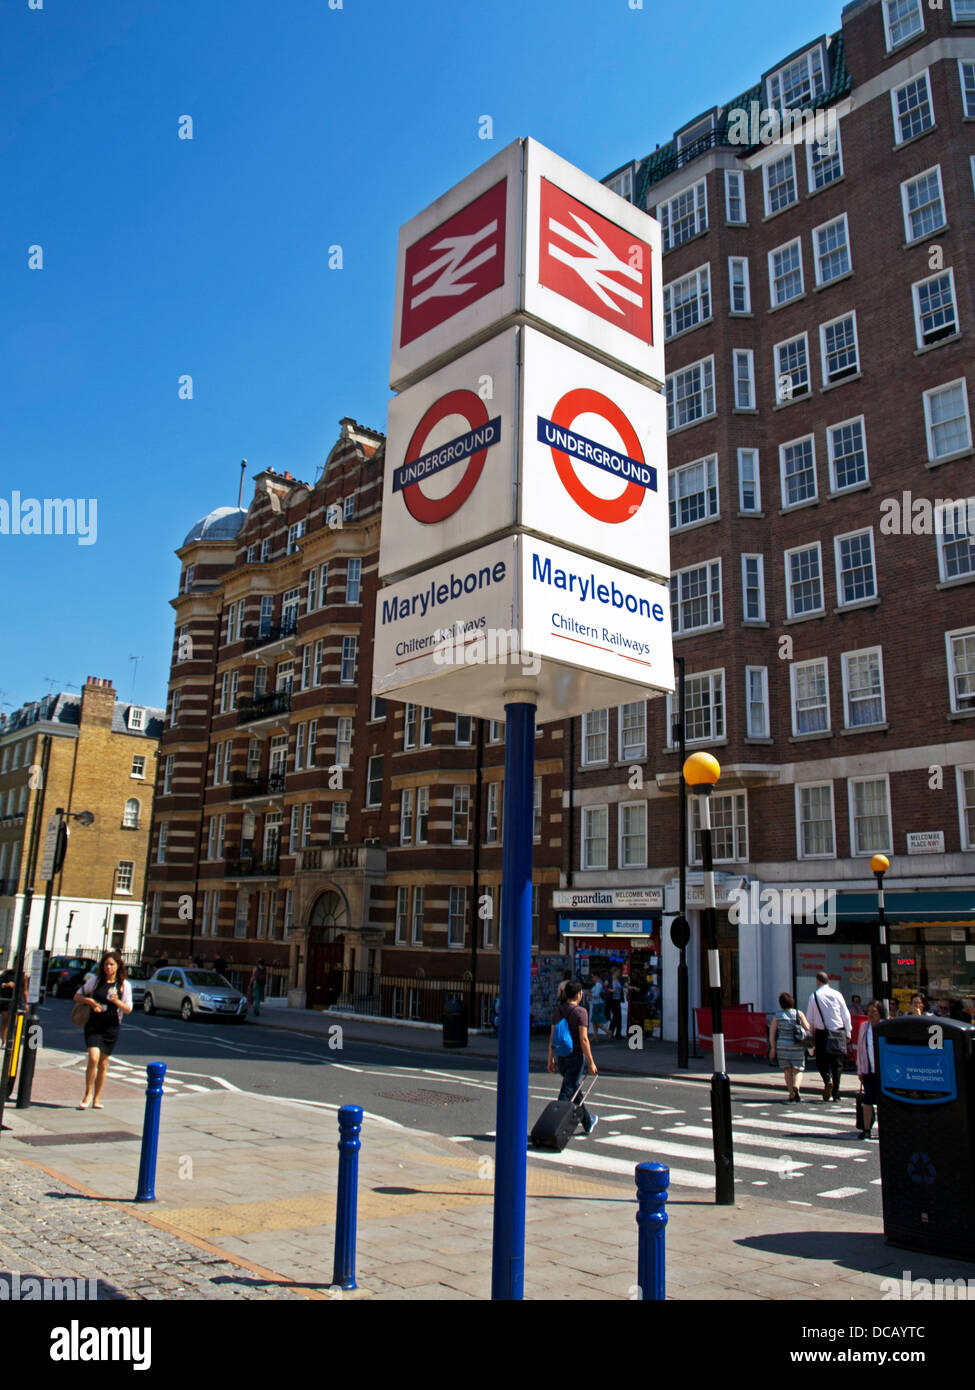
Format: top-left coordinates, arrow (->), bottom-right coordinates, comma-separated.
554,888 -> 663,1038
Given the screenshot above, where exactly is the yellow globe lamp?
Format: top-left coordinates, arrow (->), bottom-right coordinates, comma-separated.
682,752 -> 721,788
870,854 -> 890,876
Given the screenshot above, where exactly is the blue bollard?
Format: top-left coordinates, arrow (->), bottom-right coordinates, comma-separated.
135,1062 -> 167,1202
332,1104 -> 363,1290
635,1162 -> 669,1300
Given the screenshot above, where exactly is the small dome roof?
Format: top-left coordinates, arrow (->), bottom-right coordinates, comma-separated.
183,506 -> 247,546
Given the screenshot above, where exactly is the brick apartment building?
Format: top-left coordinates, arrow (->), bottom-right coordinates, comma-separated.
0,679 -> 163,963
582,0 -> 975,1035
147,0 -> 975,1034
145,421 -> 565,1019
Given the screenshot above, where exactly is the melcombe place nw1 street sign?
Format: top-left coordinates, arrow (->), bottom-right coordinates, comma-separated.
372,532 -> 674,723
379,325 -> 668,585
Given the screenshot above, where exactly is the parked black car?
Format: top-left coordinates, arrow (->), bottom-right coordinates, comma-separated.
45,956 -> 98,998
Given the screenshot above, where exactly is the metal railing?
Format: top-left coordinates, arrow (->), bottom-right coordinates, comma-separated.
230,771 -> 287,799
225,854 -> 281,877
244,614 -> 299,652
236,691 -> 292,725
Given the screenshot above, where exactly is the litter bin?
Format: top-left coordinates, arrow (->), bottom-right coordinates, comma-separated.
875,1015 -> 975,1258
442,994 -> 468,1049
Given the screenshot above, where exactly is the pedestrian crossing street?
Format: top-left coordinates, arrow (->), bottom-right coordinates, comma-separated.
449,1086 -> 882,1205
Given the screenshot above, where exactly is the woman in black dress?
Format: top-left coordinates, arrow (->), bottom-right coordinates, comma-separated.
73,951 -> 133,1109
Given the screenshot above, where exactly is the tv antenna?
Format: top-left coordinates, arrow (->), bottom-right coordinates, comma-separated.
129,655 -> 143,701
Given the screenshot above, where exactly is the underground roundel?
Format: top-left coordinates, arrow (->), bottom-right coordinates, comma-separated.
539,388 -> 657,525
393,389 -> 501,524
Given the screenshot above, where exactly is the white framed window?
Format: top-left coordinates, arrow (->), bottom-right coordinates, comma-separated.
690,791 -> 747,863
287,520 -> 306,554
842,648 -> 886,728
447,886 -> 467,947
455,714 -> 473,745
220,673 -> 230,713
780,435 -> 817,507
741,554 -> 765,621
295,723 -> 306,770
123,797 -> 140,829
214,741 -> 225,785
318,564 -> 329,609
767,47 -> 826,111
827,417 -> 869,491
769,239 -> 803,306
301,803 -> 313,848
745,666 -> 769,738
343,493 -> 355,520
370,695 -> 386,721
306,568 -> 318,612
257,596 -> 273,639
163,754 -> 174,795
947,628 -> 975,712
671,559 -> 722,634
924,379 -> 972,461
663,265 -> 711,339
257,892 -> 267,939
485,780 -> 502,843
666,357 -> 715,432
669,455 -> 718,529
737,449 -> 761,513
452,784 -> 470,843
813,215 -> 851,285
604,166 -> 633,201
734,350 -> 755,410
420,706 -> 433,747
411,885 -> 425,944
901,166 -> 946,243
725,170 -> 745,224
259,537 -> 271,563
282,588 -> 300,632
366,755 -> 384,808
884,0 -> 924,48
820,312 -> 860,385
488,719 -> 503,742
533,776 -> 542,841
618,801 -> 647,868
913,270 -> 959,348
953,0 -> 975,18
936,500 -> 975,580
849,776 -> 893,855
157,823 -> 168,864
582,806 -> 608,870
307,718 -> 319,768
114,860 -> 134,895
791,658 -> 830,735
345,557 -> 361,604
729,257 -> 750,313
892,70 -> 934,143
395,886 -> 409,944
404,703 -> 417,750
807,122 -> 843,190
796,783 -> 836,859
330,801 -> 347,844
170,692 -> 181,730
957,767 -> 975,851
415,785 -> 429,843
340,636 -> 357,684
128,706 -> 145,731
961,60 -> 975,116
246,544 -> 256,565
207,817 -> 217,860
225,605 -> 235,645
764,150 -> 797,215
785,542 -> 825,618
289,805 -> 300,854
835,528 -> 877,606
234,889 -> 249,939
657,179 -> 708,251
582,709 -> 609,765
400,788 -> 414,845
335,716 -> 352,768
619,701 -> 647,760
668,669 -> 724,744
774,333 -> 810,402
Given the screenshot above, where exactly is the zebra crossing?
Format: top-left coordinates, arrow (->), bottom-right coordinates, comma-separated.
449,1083 -> 881,1211
66,1056 -> 221,1096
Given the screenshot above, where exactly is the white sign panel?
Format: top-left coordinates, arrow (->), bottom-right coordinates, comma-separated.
553,888 -> 663,910
906,831 -> 945,854
373,534 -> 673,723
28,949 -> 45,1005
390,138 -> 663,390
519,328 -> 668,581
379,326 -> 669,584
39,815 -> 60,882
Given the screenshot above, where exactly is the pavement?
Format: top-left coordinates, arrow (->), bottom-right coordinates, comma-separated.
3,1036 -> 974,1302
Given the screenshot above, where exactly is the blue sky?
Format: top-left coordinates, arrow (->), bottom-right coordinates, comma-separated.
1,0 -> 843,713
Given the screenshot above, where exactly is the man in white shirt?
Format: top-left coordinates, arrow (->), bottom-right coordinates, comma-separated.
806,970 -> 852,1102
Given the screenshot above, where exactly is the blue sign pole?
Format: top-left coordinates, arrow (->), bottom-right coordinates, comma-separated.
491,697 -> 536,1301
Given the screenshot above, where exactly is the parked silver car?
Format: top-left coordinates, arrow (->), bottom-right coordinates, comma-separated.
143,968 -> 247,1022
127,965 -> 150,1007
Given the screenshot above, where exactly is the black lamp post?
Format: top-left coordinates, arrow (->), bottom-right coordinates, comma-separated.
683,751 -> 734,1205
871,853 -> 891,1018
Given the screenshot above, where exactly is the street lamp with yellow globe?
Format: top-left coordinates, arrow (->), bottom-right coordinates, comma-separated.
681,750 -> 734,1205
871,853 -> 892,1017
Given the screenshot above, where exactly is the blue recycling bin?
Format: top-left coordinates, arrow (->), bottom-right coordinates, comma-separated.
875,1016 -> 975,1260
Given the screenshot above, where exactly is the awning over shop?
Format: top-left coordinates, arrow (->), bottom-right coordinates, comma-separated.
833,891 -> 975,924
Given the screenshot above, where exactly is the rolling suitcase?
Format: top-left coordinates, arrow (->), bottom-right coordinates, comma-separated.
530,1077 -> 597,1151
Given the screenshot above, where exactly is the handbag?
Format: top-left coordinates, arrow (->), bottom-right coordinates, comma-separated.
71,1002 -> 90,1027
791,1008 -> 813,1047
816,989 -> 848,1055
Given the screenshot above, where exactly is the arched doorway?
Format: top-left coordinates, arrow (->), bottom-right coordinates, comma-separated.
307,890 -> 347,1008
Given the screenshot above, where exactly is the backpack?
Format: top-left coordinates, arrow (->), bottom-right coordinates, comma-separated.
552,1014 -> 575,1057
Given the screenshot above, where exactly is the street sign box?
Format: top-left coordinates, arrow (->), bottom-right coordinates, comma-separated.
372,533 -> 673,722
379,326 -> 668,583
390,138 -> 663,391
